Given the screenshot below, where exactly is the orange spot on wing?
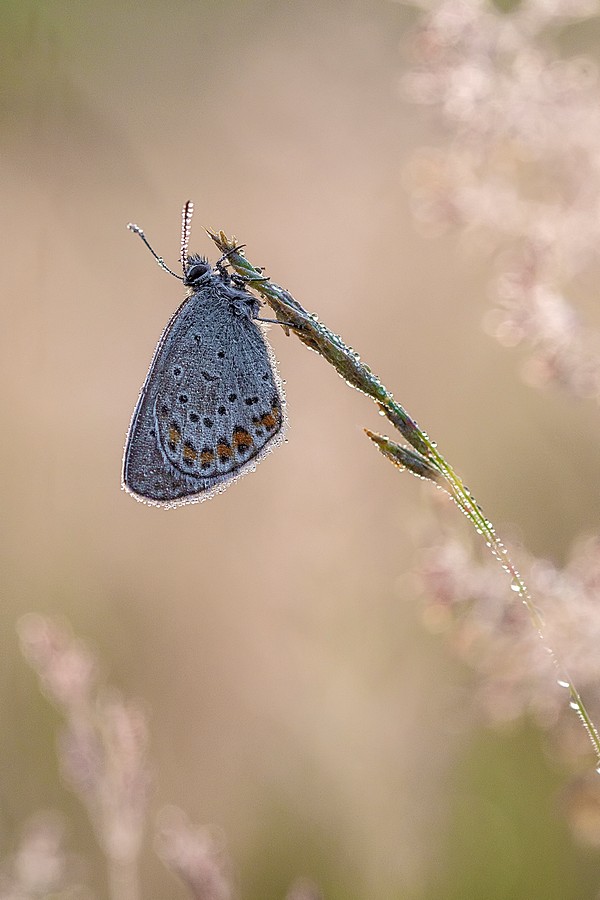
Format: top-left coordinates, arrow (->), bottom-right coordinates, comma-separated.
183,443 -> 197,462
260,407 -> 280,430
232,428 -> 253,448
217,443 -> 233,459
169,426 -> 181,445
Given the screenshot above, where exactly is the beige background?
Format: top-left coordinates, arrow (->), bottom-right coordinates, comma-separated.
2,1 -> 600,897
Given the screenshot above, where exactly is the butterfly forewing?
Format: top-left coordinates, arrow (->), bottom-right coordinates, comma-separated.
123,275 -> 284,507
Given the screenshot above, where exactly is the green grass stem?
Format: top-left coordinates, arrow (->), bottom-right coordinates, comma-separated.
207,228 -> 600,769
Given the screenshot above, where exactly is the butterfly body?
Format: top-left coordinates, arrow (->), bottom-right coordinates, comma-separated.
123,253 -> 284,507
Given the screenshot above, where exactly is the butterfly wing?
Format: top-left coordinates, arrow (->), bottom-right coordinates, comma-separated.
123,282 -> 284,507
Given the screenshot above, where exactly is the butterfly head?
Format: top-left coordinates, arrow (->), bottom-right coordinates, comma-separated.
184,255 -> 213,287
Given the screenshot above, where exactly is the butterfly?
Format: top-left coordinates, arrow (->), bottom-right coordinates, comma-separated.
123,202 -> 285,507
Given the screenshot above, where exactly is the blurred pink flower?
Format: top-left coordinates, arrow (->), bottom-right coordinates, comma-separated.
420,526 -> 600,743
154,807 -> 232,900
400,0 -> 600,398
17,615 -> 151,898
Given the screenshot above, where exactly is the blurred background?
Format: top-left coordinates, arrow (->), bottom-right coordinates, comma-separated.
3,0 -> 600,897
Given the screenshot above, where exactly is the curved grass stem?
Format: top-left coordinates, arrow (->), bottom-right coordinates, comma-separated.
207,228 -> 600,767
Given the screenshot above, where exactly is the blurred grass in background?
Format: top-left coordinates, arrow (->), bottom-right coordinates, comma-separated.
2,0 -> 600,897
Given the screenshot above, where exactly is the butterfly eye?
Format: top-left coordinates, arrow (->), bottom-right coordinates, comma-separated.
185,261 -> 211,285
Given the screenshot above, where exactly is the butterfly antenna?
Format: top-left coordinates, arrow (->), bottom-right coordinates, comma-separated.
127,221 -> 184,281
180,200 -> 194,274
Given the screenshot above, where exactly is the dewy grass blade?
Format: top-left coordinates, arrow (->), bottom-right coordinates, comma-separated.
207,227 -> 600,768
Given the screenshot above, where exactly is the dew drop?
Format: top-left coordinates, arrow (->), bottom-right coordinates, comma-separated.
569,701 -> 580,710
557,679 -> 569,689
510,581 -> 521,593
